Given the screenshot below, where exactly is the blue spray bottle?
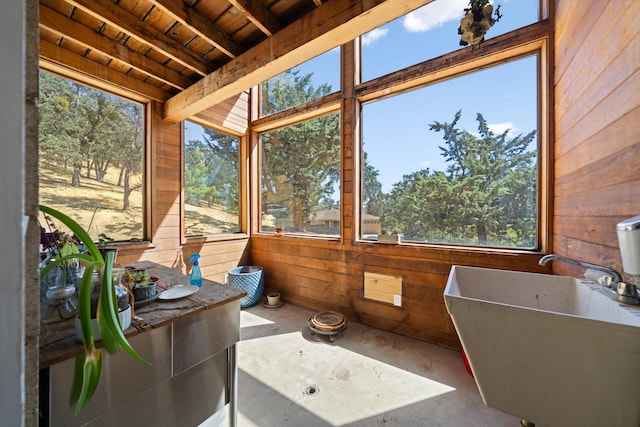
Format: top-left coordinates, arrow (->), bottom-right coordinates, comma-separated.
188,253 -> 202,287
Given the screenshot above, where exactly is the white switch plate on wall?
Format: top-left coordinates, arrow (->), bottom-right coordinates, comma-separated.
393,294 -> 402,306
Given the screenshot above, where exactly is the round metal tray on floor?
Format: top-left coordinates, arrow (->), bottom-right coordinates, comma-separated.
308,311 -> 347,342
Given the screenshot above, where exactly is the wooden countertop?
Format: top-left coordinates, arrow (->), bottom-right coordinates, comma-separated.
39,261 -> 246,368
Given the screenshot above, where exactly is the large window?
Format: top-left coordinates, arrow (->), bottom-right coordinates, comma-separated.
258,48 -> 341,237
361,56 -> 538,248
260,49 -> 340,117
358,0 -> 547,249
252,1 -> 548,248
38,71 -> 145,242
183,121 -> 240,236
260,113 -> 341,236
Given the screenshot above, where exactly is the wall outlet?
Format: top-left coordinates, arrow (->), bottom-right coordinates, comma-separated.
393,294 -> 402,306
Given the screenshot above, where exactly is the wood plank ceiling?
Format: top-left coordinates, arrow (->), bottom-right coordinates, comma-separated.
39,0 -> 434,121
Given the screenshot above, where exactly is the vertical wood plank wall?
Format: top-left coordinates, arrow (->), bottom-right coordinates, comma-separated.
553,0 -> 640,278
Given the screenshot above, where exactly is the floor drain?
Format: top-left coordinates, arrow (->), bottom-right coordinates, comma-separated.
302,384 -> 319,396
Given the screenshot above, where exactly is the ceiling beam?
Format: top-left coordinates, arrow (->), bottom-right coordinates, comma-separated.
39,4 -> 194,90
40,39 -> 170,102
163,0 -> 434,122
228,0 -> 282,36
65,0 -> 214,76
149,0 -> 243,58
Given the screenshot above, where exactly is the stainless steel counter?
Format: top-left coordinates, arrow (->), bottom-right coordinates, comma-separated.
39,261 -> 246,427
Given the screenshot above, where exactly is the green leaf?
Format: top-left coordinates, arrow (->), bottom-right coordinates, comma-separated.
39,204 -> 152,416
77,261 -> 100,347
39,205 -> 104,264
71,349 -> 103,415
39,252 -> 95,280
98,250 -> 151,365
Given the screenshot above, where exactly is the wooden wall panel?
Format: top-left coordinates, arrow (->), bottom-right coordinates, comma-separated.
553,0 -> 640,278
193,92 -> 249,136
252,236 -> 545,350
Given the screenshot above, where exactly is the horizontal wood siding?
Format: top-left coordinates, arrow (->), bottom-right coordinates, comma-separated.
553,0 -> 640,277
252,236 -> 545,349
116,101 -> 249,282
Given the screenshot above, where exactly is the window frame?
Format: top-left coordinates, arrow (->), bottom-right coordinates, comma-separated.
180,117 -> 249,245
37,67 -> 153,247
354,21 -> 552,252
248,15 -> 552,253
255,108 -> 342,239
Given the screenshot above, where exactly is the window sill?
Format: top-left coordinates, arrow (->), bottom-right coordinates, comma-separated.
355,238 -> 541,255
108,240 -> 155,251
185,233 -> 249,244
256,232 -> 340,242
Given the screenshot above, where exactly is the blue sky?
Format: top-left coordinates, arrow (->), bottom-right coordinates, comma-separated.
187,0 -> 539,194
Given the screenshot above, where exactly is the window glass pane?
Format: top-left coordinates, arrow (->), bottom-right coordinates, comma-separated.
260,113 -> 341,236
362,0 -> 539,82
260,48 -> 340,117
38,71 -> 145,242
183,121 -> 240,236
362,56 -> 538,248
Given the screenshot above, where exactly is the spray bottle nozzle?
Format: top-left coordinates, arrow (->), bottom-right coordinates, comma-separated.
188,253 -> 200,266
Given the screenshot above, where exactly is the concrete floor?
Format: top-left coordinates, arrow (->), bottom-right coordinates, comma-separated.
207,302 -> 520,427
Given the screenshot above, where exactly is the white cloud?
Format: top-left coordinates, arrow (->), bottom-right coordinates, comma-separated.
488,121 -> 518,137
403,0 -> 469,33
419,160 -> 431,169
362,28 -> 389,46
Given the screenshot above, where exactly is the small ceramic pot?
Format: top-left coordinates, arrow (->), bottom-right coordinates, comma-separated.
134,282 -> 157,301
75,306 -> 131,342
266,292 -> 280,306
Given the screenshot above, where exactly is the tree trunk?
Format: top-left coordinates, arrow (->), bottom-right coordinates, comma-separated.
123,168 -> 130,211
477,222 -> 487,245
85,158 -> 92,179
117,166 -> 125,187
72,163 -> 81,187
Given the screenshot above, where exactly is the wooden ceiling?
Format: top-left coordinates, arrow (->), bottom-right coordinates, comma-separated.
39,0 -> 434,122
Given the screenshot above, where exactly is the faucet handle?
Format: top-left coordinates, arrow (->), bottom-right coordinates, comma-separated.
617,282 -> 638,298
598,275 -> 615,289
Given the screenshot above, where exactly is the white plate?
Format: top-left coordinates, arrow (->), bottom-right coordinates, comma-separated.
159,284 -> 199,300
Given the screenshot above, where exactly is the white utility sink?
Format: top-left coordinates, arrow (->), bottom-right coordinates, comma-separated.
444,265 -> 640,427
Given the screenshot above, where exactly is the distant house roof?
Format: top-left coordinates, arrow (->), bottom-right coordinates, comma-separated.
312,208 -> 379,222
312,208 -> 340,222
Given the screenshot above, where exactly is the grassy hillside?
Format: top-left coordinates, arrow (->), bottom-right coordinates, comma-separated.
39,163 -> 239,240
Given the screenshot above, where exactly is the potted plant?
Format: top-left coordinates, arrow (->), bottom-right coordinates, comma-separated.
129,270 -> 158,301
39,205 -> 151,415
458,0 -> 502,47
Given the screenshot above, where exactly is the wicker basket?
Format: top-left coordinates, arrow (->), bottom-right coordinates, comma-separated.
228,266 -> 264,308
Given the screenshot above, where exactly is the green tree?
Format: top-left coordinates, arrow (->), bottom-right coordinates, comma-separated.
38,71 -> 145,214
184,139 -> 213,205
261,71 -> 340,230
202,128 -> 239,211
115,101 -> 144,211
38,72 -> 84,175
361,151 -> 385,218
382,110 -> 537,247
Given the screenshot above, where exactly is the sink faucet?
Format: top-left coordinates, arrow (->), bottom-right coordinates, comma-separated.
538,254 -> 623,284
